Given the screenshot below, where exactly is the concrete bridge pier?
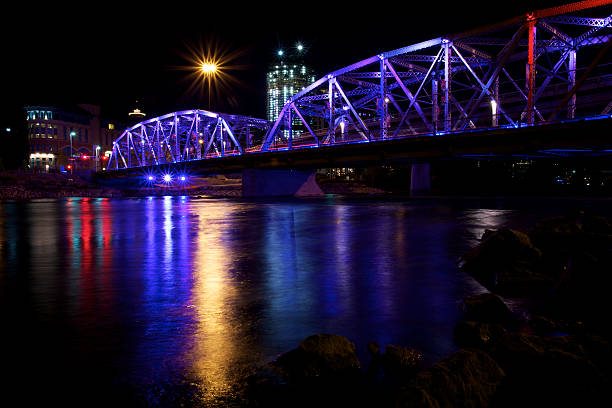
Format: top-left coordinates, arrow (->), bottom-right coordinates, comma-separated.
242,169 -> 324,197
410,163 -> 431,195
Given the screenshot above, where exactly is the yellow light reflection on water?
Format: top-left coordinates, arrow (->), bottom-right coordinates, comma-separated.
188,202 -> 241,403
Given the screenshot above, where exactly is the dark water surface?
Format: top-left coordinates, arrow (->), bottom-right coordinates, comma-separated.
1,196 -> 609,406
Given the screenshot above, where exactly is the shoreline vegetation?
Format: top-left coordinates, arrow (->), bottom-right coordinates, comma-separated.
244,212 -> 612,407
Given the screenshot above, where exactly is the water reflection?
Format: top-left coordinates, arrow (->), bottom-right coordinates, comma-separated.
3,197 -> 606,407
463,208 -> 512,244
188,201 -> 243,403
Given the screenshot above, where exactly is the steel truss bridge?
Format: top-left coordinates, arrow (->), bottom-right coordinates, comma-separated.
108,1 -> 612,172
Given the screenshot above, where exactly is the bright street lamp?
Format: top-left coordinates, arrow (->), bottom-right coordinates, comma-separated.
200,62 -> 217,75
200,61 -> 218,110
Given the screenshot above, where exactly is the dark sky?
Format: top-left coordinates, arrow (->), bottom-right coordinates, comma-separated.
2,1 -> 562,141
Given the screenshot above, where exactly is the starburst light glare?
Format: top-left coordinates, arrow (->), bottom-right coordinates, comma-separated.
200,62 -> 217,75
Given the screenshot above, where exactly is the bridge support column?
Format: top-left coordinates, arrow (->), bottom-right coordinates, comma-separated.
242,169 -> 324,197
410,163 -> 431,195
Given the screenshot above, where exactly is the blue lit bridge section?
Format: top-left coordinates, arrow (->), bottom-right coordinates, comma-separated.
108,110 -> 270,170
262,0 -> 612,151
108,1 -> 612,171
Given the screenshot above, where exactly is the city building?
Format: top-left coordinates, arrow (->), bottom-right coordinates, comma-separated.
25,104 -> 125,172
266,43 -> 316,124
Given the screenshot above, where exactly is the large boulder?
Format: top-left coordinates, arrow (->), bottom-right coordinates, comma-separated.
459,228 -> 553,296
271,333 -> 361,382
458,293 -> 515,325
396,349 -> 505,408
489,332 -> 610,407
247,334 -> 363,407
453,321 -> 507,350
528,215 -> 585,278
380,344 -> 424,379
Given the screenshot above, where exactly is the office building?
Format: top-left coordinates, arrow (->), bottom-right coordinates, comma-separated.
25,104 -> 125,172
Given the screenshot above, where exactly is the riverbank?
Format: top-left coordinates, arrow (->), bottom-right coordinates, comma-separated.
245,212 -> 612,407
0,171 -> 388,200
0,171 -> 123,200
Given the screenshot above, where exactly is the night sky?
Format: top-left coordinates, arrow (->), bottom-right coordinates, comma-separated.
2,1 -> 561,167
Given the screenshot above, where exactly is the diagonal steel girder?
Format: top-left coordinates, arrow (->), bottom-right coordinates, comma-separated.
454,23 -> 527,130
392,47 -> 443,138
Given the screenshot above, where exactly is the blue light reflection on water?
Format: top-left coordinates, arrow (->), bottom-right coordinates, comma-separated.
1,196 -> 608,406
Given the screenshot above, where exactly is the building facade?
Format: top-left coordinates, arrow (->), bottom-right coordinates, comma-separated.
25,104 -> 124,172
266,48 -> 316,124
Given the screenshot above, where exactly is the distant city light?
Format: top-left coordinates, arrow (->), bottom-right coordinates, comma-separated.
180,176 -> 186,181
297,44 -> 303,52
163,174 -> 172,182
278,49 -> 284,56
129,108 -> 146,118
5,128 -> 11,132
148,176 -> 154,181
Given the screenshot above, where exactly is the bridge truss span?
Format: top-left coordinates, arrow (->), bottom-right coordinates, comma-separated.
108,110 -> 270,170
261,0 -> 612,152
108,1 -> 612,171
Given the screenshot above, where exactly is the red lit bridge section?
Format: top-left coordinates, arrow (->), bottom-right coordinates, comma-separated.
108,1 -> 612,171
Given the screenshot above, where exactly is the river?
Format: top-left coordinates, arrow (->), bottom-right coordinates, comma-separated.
1,195 -> 608,407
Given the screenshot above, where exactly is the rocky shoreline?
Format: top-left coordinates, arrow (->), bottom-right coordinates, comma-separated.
0,171 -> 388,200
245,212 -> 612,407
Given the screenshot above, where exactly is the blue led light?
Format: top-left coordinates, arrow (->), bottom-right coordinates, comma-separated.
163,174 -> 172,182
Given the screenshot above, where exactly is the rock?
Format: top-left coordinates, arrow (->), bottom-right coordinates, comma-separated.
271,333 -> 361,382
250,334 -> 363,407
458,293 -> 515,325
396,349 -> 505,408
453,321 -> 507,350
380,345 -> 424,379
489,332 -> 608,407
528,215 -> 584,278
459,228 -> 553,296
367,341 -> 380,357
581,214 -> 612,235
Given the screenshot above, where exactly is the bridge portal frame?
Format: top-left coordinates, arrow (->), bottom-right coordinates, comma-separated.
108,109 -> 270,170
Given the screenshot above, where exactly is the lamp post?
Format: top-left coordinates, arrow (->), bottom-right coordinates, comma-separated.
95,145 -> 101,172
69,130 -> 76,173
